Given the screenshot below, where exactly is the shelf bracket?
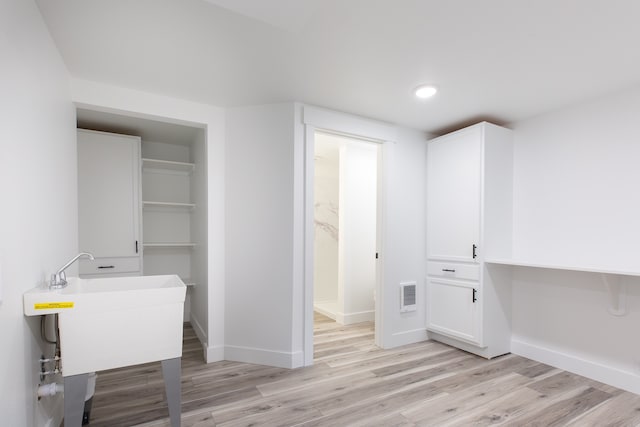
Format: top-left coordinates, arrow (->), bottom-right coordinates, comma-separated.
600,273 -> 627,316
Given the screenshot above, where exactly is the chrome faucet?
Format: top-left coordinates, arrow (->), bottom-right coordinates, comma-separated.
50,252 -> 94,289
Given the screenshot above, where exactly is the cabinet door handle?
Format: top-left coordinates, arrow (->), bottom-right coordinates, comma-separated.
98,265 -> 115,269
135,240 -> 139,254
442,268 -> 456,272
472,244 -> 477,259
472,288 -> 477,303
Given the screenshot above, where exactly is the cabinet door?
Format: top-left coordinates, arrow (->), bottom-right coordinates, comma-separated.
78,130 -> 140,258
427,127 -> 482,261
426,278 -> 480,345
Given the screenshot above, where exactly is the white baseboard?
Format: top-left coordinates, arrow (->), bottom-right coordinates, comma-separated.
225,345 -> 304,369
189,315 -> 207,348
206,345 -> 224,363
339,310 -> 374,325
314,303 -> 374,325
511,338 -> 640,395
385,328 -> 429,349
313,303 -> 337,320
189,315 -> 220,362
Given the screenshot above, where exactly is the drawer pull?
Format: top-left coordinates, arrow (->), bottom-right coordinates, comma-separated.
442,268 -> 456,273
97,265 -> 115,269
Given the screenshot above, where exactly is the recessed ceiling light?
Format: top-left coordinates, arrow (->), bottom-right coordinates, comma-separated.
414,85 -> 438,99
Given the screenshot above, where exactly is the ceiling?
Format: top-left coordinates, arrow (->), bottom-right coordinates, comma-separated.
37,0 -> 640,134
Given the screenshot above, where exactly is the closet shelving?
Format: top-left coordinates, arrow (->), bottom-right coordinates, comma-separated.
141,155 -> 196,248
142,150 -> 198,300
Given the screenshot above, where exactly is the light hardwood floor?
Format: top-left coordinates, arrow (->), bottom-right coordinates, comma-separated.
87,313 -> 640,426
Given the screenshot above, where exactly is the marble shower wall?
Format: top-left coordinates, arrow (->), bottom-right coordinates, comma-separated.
314,136 -> 340,304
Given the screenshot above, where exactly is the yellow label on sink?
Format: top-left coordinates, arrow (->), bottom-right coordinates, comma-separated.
34,302 -> 74,310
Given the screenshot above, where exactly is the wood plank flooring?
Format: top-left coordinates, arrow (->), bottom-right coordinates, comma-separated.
86,313 -> 640,426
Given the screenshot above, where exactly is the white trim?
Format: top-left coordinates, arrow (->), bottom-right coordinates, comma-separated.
375,142 -> 386,349
511,338 -> 640,395
338,310 -> 375,325
313,304 -> 375,325
303,118 -> 388,365
428,331 -> 495,359
206,345 -> 224,363
387,328 -> 429,348
313,302 -> 337,320
189,316 -> 221,362
303,124 -> 316,367
303,105 -> 397,142
225,345 -> 304,369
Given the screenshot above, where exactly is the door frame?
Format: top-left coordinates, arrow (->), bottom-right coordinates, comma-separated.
302,106 -> 396,366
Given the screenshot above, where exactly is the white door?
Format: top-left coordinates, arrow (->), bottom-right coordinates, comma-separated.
426,278 -> 480,344
427,127 -> 482,261
78,130 -> 140,258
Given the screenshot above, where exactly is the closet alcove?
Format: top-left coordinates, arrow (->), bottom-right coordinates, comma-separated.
76,108 -> 208,326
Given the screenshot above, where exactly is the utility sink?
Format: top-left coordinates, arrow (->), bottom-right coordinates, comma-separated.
23,275 -> 186,376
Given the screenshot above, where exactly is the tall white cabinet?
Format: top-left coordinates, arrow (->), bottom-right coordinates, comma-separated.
77,129 -> 142,276
426,122 -> 513,358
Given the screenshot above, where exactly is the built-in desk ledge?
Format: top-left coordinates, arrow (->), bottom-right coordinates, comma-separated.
485,258 -> 640,317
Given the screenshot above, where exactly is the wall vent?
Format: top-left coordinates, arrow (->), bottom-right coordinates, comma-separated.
400,281 -> 417,312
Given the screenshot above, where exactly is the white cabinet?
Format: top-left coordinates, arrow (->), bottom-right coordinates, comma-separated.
427,126 -> 481,261
427,278 -> 480,344
426,122 -> 512,358
77,129 -> 142,276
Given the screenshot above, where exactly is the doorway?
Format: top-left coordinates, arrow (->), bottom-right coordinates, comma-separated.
312,131 -> 380,359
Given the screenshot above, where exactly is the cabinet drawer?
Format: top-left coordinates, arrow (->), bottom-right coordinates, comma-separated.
79,257 -> 141,275
428,261 -> 480,281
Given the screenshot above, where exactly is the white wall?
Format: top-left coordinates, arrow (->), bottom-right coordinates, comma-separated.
0,1 -> 76,425
339,139 -> 377,323
512,88 -> 640,270
190,130 -> 209,343
381,127 -> 429,347
71,78 -> 226,362
225,103 -> 300,368
511,86 -> 640,393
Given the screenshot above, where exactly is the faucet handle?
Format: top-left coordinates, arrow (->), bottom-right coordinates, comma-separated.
50,271 -> 67,289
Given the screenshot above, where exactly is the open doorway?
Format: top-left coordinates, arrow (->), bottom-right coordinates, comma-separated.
312,131 -> 379,360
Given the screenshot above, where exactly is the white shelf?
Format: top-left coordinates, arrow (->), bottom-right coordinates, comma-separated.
485,258 -> 640,278
142,158 -> 195,174
143,201 -> 195,209
143,242 -> 196,248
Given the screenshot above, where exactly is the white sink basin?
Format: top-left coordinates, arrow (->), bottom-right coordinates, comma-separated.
23,275 -> 186,376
